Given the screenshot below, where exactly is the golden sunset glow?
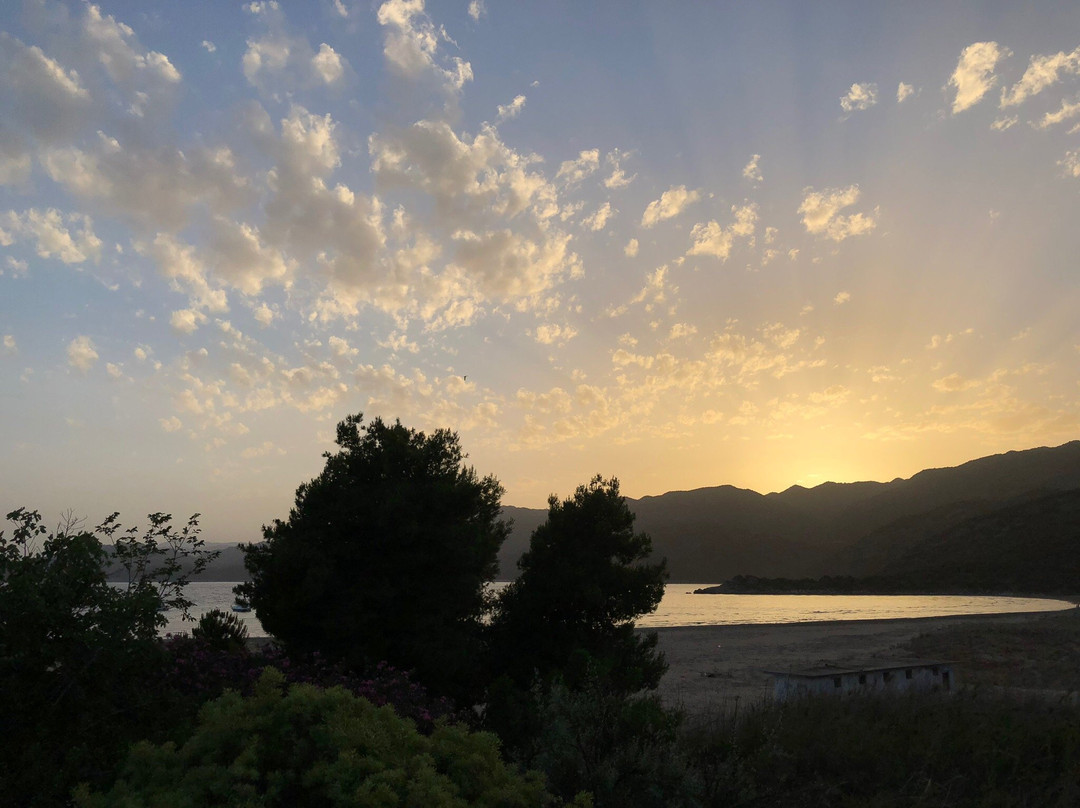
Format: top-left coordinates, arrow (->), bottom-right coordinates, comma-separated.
1,2 -> 1078,541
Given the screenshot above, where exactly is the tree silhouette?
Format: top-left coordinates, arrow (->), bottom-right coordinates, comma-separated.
238,414 -> 508,703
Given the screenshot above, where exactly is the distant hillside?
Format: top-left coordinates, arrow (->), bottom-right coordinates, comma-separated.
498,441 -> 1080,583
874,487 -> 1080,594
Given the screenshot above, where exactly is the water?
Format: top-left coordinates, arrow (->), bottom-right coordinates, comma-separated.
158,582 -> 1074,637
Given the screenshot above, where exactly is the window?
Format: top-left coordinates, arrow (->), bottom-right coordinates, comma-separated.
833,676 -> 841,688
858,673 -> 866,685
905,669 -> 913,679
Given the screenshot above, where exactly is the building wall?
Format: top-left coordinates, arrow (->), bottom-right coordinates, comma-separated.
772,664 -> 956,701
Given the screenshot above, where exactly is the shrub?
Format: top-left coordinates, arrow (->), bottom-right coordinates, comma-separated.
75,668 -> 585,808
191,608 -> 249,652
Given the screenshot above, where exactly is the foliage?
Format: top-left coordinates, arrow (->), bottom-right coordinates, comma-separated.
529,678 -> 694,808
191,607 -> 249,652
238,413 -> 509,703
162,636 -> 456,732
0,508 -> 218,807
75,667 -> 584,808
489,476 -> 667,696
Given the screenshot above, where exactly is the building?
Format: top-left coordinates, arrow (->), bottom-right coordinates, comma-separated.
765,660 -> 957,701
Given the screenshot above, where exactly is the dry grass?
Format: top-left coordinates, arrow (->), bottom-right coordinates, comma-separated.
904,606 -> 1080,692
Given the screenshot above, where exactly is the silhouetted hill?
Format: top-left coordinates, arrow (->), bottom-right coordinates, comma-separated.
875,487 -> 1080,593
497,441 -> 1080,583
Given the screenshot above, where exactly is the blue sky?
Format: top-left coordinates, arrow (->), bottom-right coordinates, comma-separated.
2,0 -> 1079,542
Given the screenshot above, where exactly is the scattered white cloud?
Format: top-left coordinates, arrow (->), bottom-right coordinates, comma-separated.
1,208 -> 102,264
948,41 -> 1011,114
624,238 -> 639,257
311,43 -> 345,84
534,323 -> 578,345
1000,46 -> 1080,107
897,82 -> 915,103
2,335 -> 16,355
581,202 -> 614,231
201,40 -> 216,53
686,203 -> 758,260
1059,150 -> 1080,178
377,0 -> 472,92
840,82 -> 878,112
742,153 -> 762,183
932,372 -> 980,392
496,94 -> 526,122
798,186 -> 877,242
253,303 -> 275,326
641,185 -> 700,227
834,291 -> 851,304
159,416 -> 183,432
66,335 -> 98,371
556,149 -> 600,185
603,149 -> 636,189
468,0 -> 486,21
668,322 -> 697,340
1037,97 -> 1080,129
991,115 -> 1018,131
170,308 -> 208,334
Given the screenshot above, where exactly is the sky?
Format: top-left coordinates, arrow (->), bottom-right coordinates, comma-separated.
1,0 -> 1079,543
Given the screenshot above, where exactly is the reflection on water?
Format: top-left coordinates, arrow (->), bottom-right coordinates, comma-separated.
155,582 -> 1073,638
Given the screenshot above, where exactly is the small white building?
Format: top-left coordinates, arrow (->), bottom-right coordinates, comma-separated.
766,660 -> 957,702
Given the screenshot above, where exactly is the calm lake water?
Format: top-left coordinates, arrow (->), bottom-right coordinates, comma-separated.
158,582 -> 1074,637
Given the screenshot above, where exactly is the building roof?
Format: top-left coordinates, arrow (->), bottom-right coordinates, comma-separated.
764,660 -> 956,679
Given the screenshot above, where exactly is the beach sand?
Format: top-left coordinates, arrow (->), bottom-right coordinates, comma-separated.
651,609 -> 1077,714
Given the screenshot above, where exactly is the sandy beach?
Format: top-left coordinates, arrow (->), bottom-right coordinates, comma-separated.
651,609 -> 1076,714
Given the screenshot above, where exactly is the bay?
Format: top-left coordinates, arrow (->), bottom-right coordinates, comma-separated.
157,582 -> 1074,638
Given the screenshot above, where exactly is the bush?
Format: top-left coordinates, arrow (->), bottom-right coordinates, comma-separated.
76,668 -> 585,808
191,608 -> 249,652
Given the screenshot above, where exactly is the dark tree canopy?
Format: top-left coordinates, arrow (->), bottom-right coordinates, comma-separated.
489,475 -> 668,696
238,414 -> 509,702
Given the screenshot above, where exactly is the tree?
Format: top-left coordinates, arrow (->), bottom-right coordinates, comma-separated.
238,414 -> 509,703
0,508 -> 218,806
489,476 -> 668,697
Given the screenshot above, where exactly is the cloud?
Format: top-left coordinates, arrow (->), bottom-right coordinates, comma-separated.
376,0 -> 472,92
201,40 -> 216,53
840,82 -> 878,112
1000,46 -> 1080,107
581,202 -> 614,231
159,416 -> 183,432
991,115 -> 1018,131
948,41 -> 1011,114
932,372 -> 980,392
834,291 -> 851,304
242,6 -> 351,92
897,82 -> 915,103
624,238 -> 639,257
1037,98 -> 1080,129
496,94 -> 526,122
253,303 -> 275,326
641,185 -> 700,227
311,43 -> 345,84
603,149 -> 636,189
3,335 -> 16,355
1059,150 -> 1080,178
66,335 -> 98,371
556,149 -> 600,185
742,154 -> 762,183
798,185 -> 877,242
686,204 -> 758,260
468,0 -> 486,21
170,309 -> 208,334
533,323 -> 578,345
1,208 -> 102,264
